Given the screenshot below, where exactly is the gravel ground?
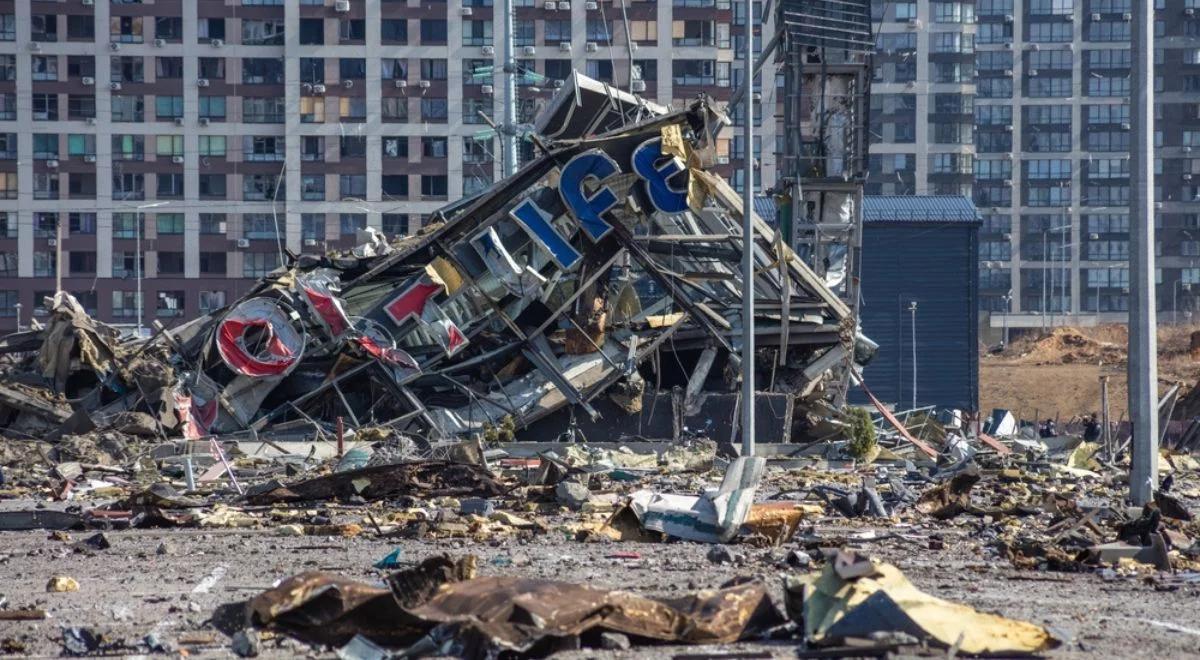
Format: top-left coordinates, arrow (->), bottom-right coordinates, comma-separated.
2,503 -> 1200,659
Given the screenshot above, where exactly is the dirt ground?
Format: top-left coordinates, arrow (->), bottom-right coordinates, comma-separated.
981,325 -> 1200,421
2,501 -> 1200,659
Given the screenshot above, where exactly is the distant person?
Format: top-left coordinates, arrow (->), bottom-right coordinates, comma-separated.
1084,415 -> 1101,442
1040,419 -> 1057,438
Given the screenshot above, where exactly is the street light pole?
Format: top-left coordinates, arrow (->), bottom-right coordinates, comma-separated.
908,300 -> 918,410
55,214 -> 63,293
1129,0 -> 1158,505
136,210 -> 142,337
739,0 -> 755,457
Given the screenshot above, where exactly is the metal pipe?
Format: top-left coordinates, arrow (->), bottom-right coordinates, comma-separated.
908,301 -> 917,409
740,0 -> 755,457
500,0 -> 517,177
1129,0 -> 1159,505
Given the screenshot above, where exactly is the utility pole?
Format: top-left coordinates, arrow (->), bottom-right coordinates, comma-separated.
54,214 -> 62,293
740,0 -> 755,457
136,211 -> 143,338
908,300 -> 917,409
1129,0 -> 1158,505
500,0 -> 517,178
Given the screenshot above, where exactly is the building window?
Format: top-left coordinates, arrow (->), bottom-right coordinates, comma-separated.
156,213 -> 184,235
33,93 -> 59,121
339,97 -> 366,121
200,252 -> 227,275
199,135 -> 227,157
110,16 -> 144,43
382,175 -> 409,199
112,291 -> 139,318
155,135 -> 184,157
199,174 -> 226,198
381,20 -> 407,44
199,291 -> 227,313
301,175 -> 325,201
111,95 -> 144,122
420,19 -> 447,44
339,175 -> 366,199
300,96 -> 324,123
33,134 -> 58,160
464,20 -> 493,46
156,173 -> 184,198
421,175 -> 448,198
156,291 -> 185,317
383,136 -> 408,159
382,214 -> 410,236
199,96 -> 226,120
33,173 -> 59,200
200,213 -> 226,235
301,214 -> 325,241
69,213 -> 96,235
157,252 -> 184,275
339,214 -> 366,237
31,55 -> 58,82
242,175 -> 283,201
113,213 -> 143,239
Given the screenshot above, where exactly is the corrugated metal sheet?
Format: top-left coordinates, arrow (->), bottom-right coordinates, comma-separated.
850,223 -> 979,412
754,196 -> 778,225
863,196 -> 981,224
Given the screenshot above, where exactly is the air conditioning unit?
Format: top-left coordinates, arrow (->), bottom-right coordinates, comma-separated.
198,117 -> 210,127
312,83 -> 326,94
906,18 -> 922,29
1091,12 -> 1102,21
343,79 -> 354,88
1028,68 -> 1038,76
1004,42 -> 1012,49
81,76 -> 95,86
544,1 -> 556,9
110,81 -> 122,91
1002,179 -> 1012,187
46,159 -> 59,169
1122,12 -> 1132,21
47,238 -> 57,247
1121,121 -> 1131,129
27,42 -> 41,52
83,154 -> 96,163
236,238 -> 251,249
1186,146 -> 1194,153
586,1 -> 598,9
211,39 -> 224,48
523,46 -> 536,55
586,42 -> 598,52
171,155 -> 184,164
335,0 -> 351,12
1004,14 -> 1014,23
717,156 -> 730,164
304,238 -> 318,247
197,78 -> 210,87
110,42 -> 121,51
418,79 -> 431,88
559,42 -> 571,52
174,117 -> 185,126
552,79 -> 564,88
394,79 -> 407,88
1005,68 -> 1014,76
630,80 -> 646,92
154,38 -> 166,47
86,117 -> 96,126
1004,125 -> 1014,132
481,84 -> 494,94
1185,173 -> 1194,181
558,1 -> 571,9
82,0 -> 94,5
1188,7 -> 1197,16
460,7 -> 473,16
482,45 -> 495,56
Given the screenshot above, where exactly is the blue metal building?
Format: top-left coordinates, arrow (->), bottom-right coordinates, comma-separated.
850,196 -> 981,412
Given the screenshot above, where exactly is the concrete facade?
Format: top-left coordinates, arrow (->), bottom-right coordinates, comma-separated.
0,0 -> 777,330
870,0 -> 1200,336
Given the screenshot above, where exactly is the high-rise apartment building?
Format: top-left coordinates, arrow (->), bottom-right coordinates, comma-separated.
871,0 -> 1200,336
0,0 -> 777,331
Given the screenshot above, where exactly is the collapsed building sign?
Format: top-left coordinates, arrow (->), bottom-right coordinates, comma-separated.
0,73 -> 862,445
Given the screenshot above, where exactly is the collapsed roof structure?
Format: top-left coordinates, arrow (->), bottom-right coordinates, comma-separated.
0,72 -> 868,446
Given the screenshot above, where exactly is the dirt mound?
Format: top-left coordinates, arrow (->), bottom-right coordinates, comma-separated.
1010,327 -> 1127,366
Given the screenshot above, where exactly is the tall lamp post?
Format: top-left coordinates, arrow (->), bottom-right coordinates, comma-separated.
739,0 -> 755,457
124,201 -> 170,338
908,300 -> 918,410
